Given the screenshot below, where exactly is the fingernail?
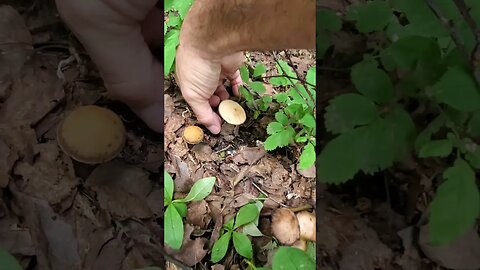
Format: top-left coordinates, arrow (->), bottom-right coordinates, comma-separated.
208,124 -> 221,134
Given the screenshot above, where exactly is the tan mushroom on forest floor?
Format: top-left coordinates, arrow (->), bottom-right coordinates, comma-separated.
218,100 -> 246,125
57,105 -> 126,164
182,125 -> 204,144
271,208 -> 300,245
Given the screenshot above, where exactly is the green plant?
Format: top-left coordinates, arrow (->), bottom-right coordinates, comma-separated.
247,243 -> 316,270
164,170 -> 215,249
164,0 -> 194,76
211,201 -> 263,263
0,249 -> 22,270
318,0 -> 480,245
239,58 -> 316,170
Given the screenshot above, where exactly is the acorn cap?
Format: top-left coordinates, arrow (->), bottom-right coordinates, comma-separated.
182,125 -> 204,144
57,105 -> 125,164
296,211 -> 316,242
218,100 -> 246,125
271,208 -> 300,245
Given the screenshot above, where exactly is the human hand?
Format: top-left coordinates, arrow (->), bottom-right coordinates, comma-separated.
175,42 -> 244,134
55,0 -> 164,132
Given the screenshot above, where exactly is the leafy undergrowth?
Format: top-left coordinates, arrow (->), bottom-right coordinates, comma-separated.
318,0 -> 480,269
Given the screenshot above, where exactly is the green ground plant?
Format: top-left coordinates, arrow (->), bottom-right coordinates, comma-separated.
0,249 -> 22,270
239,59 -> 316,170
318,0 -> 480,245
164,171 -> 216,250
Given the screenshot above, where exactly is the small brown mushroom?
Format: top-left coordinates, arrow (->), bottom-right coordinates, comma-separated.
182,125 -> 204,144
271,208 -> 300,245
218,100 -> 246,125
57,105 -> 125,164
296,211 -> 316,242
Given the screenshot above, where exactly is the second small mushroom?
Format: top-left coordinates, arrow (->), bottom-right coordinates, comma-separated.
218,100 -> 246,125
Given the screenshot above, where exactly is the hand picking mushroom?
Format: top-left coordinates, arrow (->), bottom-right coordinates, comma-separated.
57,105 -> 126,164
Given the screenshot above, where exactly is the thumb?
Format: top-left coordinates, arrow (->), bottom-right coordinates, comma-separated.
186,97 -> 222,134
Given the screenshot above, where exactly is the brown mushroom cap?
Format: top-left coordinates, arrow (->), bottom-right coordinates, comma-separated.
271,208 -> 300,245
218,100 -> 246,125
182,125 -> 204,144
296,211 -> 316,242
57,105 -> 125,164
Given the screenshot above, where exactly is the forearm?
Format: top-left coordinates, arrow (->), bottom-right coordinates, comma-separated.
180,0 -> 315,58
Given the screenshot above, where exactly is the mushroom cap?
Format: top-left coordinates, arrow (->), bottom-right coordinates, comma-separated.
218,100 -> 246,125
57,105 -> 125,164
296,211 -> 316,242
271,208 -> 300,245
182,125 -> 204,144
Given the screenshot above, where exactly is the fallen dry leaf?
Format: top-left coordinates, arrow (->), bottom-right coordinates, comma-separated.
232,146 -> 266,165
186,200 -> 211,229
0,54 -> 64,126
13,142 -> 78,205
0,216 -> 35,256
85,160 -> 154,219
164,94 -> 174,120
191,143 -> 216,162
165,224 -> 208,266
419,225 -> 480,269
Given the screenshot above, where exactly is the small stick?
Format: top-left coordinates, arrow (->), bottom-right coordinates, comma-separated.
251,181 -> 288,208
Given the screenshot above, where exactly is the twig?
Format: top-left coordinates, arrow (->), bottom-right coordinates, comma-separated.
452,0 -> 480,83
259,75 -> 315,87
284,50 -> 316,103
251,181 -> 288,208
425,0 -> 470,65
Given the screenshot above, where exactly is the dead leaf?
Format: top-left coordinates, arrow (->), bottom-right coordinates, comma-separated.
11,188 -> 81,270
297,163 -> 315,178
164,94 -> 174,119
85,160 -> 153,219
186,200 -> 211,229
396,226 -> 422,270
0,54 -> 64,126
232,146 -> 266,165
13,142 -> 78,205
419,225 -> 480,269
169,137 -> 188,158
0,138 -> 16,187
0,217 -> 35,256
91,238 -> 125,270
0,5 -> 33,92
146,189 -> 163,216
165,224 -> 208,266
192,143 -> 216,162
171,155 -> 193,193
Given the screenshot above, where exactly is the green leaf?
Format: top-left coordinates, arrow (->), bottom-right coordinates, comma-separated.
249,81 -> 266,94
242,223 -> 264,237
276,60 -> 297,80
415,114 -> 446,151
288,84 -> 314,108
264,126 -> 295,151
239,85 -> 253,103
429,159 -> 480,245
176,176 -> 215,203
211,231 -> 232,263
384,107 -> 416,161
164,30 -> 180,76
164,0 -> 174,11
164,170 -> 174,205
164,205 -> 184,250
468,111 -> 480,137
0,249 -> 22,270
306,66 -> 316,95
318,9 -> 342,31
351,61 -> 394,104
272,247 -> 315,270
387,36 -> 438,68
325,93 -> 379,134
296,135 -> 308,143
299,143 -> 315,170
172,201 -> 187,217
275,93 -> 290,103
275,111 -> 289,125
166,13 -> 181,29
299,113 -> 316,129
172,0 -> 193,18
465,148 -> 480,169
431,66 -> 480,111
418,139 -> 453,158
234,203 -> 259,229
232,231 -> 253,259
253,63 -> 267,77
346,0 -> 392,33
239,66 -> 250,83
224,218 -> 235,230
306,242 -> 316,263
267,122 -> 284,135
